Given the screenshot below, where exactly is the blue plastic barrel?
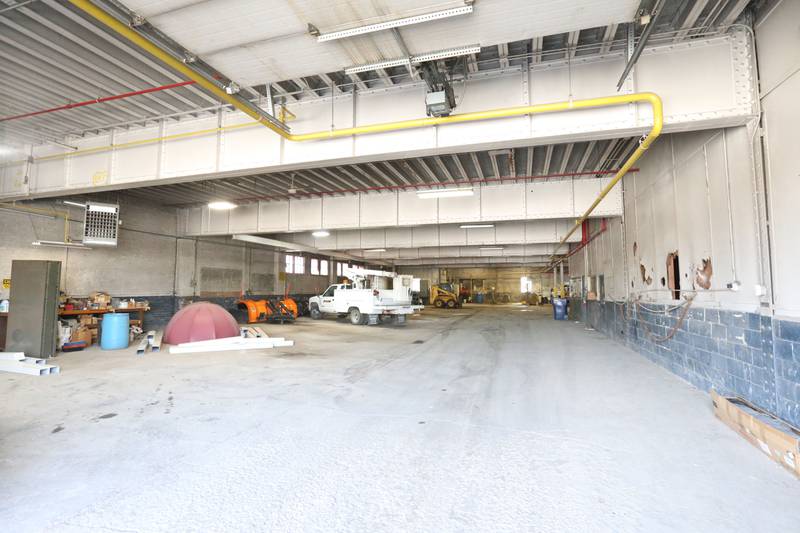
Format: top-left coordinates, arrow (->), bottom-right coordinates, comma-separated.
101,313 -> 129,350
475,293 -> 484,304
552,298 -> 568,320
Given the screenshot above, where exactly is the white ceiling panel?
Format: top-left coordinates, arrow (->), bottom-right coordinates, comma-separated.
122,0 -> 638,86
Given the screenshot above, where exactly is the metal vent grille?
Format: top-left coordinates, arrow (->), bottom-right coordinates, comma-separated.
82,202 -> 119,246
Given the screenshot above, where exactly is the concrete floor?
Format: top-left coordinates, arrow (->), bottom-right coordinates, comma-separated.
1,305 -> 798,532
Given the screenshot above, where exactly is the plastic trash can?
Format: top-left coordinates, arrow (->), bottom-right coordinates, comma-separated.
475,293 -> 484,304
101,313 -> 129,350
552,298 -> 568,320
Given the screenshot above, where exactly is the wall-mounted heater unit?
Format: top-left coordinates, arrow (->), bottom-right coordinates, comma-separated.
82,201 -> 119,246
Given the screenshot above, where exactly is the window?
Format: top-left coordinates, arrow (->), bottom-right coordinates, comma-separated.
294,255 -> 305,274
320,260 -> 329,276
336,262 -> 342,277
311,258 -> 319,275
322,285 -> 336,297
285,254 -> 294,274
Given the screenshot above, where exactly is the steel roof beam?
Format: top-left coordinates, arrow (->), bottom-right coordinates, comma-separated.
381,160 -> 413,186
0,62 -> 135,124
9,4 -> 203,111
0,32 -> 167,118
576,140 -> 597,173
451,154 -> 468,181
417,158 -> 441,184
45,0 -> 216,107
470,153 -> 485,180
543,145 -> 554,175
401,160 -> 426,185
526,147 -> 534,176
0,18 -> 185,116
559,143 -> 574,174
349,164 -> 384,188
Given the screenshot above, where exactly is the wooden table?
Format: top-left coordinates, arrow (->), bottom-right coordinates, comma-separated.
59,307 -> 149,324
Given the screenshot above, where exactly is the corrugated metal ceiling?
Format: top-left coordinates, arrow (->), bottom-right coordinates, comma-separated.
0,0 -> 752,147
78,136 -> 640,207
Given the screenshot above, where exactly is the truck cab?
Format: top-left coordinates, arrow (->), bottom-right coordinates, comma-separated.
315,283 -> 350,315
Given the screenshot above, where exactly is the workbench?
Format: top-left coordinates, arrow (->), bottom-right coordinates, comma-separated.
59,307 -> 149,325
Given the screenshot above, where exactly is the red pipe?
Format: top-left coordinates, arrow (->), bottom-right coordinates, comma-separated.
566,218 -> 608,259
224,168 -> 640,205
0,80 -> 197,123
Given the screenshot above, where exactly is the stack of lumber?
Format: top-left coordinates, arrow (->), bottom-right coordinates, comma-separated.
0,352 -> 60,375
169,328 -> 293,354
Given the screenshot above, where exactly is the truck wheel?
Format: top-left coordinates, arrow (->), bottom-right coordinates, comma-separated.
446,299 -> 456,309
310,304 -> 322,320
349,307 -> 364,325
394,315 -> 407,327
434,299 -> 444,308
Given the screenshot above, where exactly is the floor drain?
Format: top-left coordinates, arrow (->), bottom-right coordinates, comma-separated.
412,340 -> 425,344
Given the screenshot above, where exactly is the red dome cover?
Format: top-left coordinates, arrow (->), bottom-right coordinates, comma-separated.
163,302 -> 240,345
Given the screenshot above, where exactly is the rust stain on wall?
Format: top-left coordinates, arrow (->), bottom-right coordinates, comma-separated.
639,263 -> 652,285
695,258 -> 713,290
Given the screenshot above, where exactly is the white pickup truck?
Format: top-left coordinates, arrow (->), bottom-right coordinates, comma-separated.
308,269 -> 422,325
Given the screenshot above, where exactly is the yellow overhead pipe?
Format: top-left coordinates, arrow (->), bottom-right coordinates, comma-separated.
67,0 -> 289,139
13,93 -> 662,166
46,3 -> 664,260
549,93 -> 663,262
68,0 -> 661,144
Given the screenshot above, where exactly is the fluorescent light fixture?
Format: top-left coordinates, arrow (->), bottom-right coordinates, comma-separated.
32,240 -> 91,250
479,246 -> 504,251
417,187 -> 474,199
345,57 -> 411,75
345,44 -> 481,75
62,200 -> 87,208
312,230 -> 330,238
318,5 -> 473,42
365,248 -> 386,253
460,224 -> 494,229
208,201 -> 237,210
412,44 -> 482,63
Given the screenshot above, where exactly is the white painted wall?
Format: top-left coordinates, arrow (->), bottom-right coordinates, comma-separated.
756,0 -> 800,319
180,179 -> 621,237
570,125 -> 766,311
0,198 -> 286,300
0,198 -> 178,298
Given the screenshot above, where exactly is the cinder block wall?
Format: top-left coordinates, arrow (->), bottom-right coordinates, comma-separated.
568,124 -> 800,427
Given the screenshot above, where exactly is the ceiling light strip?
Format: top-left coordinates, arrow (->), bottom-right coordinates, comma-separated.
345,58 -> 412,75
317,5 -> 473,42
417,187 -> 474,199
345,44 -> 481,75
412,44 -> 481,63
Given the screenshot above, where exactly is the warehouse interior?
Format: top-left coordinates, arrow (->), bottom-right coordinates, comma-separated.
2,0 -> 800,530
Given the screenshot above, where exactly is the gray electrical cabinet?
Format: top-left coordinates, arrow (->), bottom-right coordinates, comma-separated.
6,260 -> 61,358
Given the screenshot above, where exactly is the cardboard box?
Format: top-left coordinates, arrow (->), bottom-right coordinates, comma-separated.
70,326 -> 93,346
711,390 -> 800,478
90,292 -> 111,307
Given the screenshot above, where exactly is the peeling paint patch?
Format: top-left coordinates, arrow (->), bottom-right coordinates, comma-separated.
695,258 -> 713,290
639,263 -> 652,285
